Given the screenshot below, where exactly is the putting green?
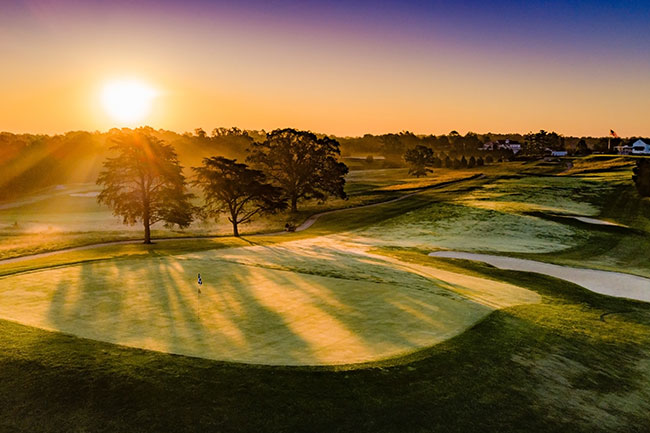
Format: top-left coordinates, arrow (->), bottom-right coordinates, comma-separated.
0,238 -> 540,365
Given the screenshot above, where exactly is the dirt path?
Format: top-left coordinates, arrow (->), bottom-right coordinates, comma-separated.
429,251 -> 650,303
0,174 -> 484,266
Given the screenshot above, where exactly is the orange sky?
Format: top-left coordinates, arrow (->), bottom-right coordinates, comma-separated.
1,1 -> 649,137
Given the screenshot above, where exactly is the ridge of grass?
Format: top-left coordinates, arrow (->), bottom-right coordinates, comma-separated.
1,248 -> 649,432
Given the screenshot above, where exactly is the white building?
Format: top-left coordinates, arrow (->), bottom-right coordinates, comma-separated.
616,144 -> 634,155
481,139 -> 522,154
631,139 -> 650,155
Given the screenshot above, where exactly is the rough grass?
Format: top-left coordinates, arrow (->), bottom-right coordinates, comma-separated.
1,249 -> 649,432
2,156 -> 650,431
0,169 -> 483,260
353,175 -> 606,253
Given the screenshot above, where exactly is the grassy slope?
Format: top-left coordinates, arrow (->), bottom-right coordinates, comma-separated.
0,168 -> 485,260
2,157 -> 650,432
522,158 -> 650,277
1,252 -> 649,433
0,244 -> 507,366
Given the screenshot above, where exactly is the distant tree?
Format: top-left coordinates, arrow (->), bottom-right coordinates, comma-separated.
575,139 -> 591,156
476,156 -> 485,166
404,145 -> 436,177
444,156 -> 452,168
380,134 -> 405,163
633,159 -> 650,198
432,156 -> 442,168
247,128 -> 348,212
463,132 -> 482,153
468,156 -> 476,168
435,135 -> 450,150
452,158 -> 461,169
97,132 -> 194,244
194,128 -> 207,139
212,127 -> 229,137
485,155 -> 494,164
365,155 -> 374,163
460,156 -> 468,168
193,157 -> 286,237
211,127 -> 249,138
524,130 -> 563,156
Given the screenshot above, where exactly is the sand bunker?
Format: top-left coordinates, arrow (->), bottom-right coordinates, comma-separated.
429,251 -> 650,303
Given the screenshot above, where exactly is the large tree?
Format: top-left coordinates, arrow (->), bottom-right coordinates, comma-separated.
633,159 -> 650,198
524,130 -> 564,156
193,157 -> 286,236
247,128 -> 348,212
97,132 -> 194,243
404,145 -> 435,177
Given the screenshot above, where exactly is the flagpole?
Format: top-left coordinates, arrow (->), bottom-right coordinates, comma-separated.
197,273 -> 201,320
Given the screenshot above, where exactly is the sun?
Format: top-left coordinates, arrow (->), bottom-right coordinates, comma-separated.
101,79 -> 157,125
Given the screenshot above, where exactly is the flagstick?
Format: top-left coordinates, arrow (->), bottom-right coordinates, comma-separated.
197,273 -> 202,320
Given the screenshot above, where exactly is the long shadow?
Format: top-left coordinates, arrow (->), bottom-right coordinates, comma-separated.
47,260 -> 127,343
198,260 -> 317,364
198,243 -> 491,363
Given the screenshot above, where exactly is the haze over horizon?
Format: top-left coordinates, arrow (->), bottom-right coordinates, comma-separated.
2,0 -> 649,137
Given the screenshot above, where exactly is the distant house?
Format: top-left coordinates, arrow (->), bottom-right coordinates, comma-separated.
481,139 -> 522,154
631,139 -> 650,155
544,148 -> 568,157
616,144 -> 634,155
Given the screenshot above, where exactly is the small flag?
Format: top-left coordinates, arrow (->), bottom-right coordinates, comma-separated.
610,129 -> 619,138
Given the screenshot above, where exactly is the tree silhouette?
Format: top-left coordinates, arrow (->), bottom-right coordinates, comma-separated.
633,159 -> 650,198
97,132 -> 194,243
524,130 -> 564,155
404,145 -> 435,177
575,139 -> 591,155
193,157 -> 286,236
247,128 -> 348,212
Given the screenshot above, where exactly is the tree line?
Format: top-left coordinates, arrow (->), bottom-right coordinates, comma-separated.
96,129 -> 348,242
3,127 -> 648,201
403,145 -> 491,177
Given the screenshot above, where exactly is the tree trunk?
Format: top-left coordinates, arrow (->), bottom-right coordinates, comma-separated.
143,204 -> 152,244
230,209 -> 240,237
290,195 -> 298,213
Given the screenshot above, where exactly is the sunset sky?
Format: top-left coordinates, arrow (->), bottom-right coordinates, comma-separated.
1,0 -> 649,137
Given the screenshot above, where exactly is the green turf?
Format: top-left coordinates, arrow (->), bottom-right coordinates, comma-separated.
1,250 -> 649,432
2,156 -> 650,432
0,168 -> 484,259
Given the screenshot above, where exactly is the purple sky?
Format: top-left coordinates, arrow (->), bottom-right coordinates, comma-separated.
1,0 -> 649,136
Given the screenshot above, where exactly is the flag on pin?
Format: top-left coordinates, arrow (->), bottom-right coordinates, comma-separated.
197,273 -> 202,294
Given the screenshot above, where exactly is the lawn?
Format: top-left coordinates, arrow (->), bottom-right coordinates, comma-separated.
0,167 -> 486,260
1,250 -> 648,433
0,238 -> 539,366
1,156 -> 649,432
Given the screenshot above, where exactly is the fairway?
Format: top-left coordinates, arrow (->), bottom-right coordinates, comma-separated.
0,237 -> 539,365
4,2 -> 650,429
